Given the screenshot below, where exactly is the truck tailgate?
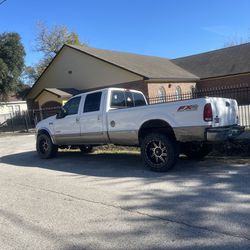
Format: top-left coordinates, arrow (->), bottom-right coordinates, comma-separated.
209,97 -> 238,127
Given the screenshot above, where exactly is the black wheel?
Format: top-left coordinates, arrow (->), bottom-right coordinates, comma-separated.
141,133 -> 178,172
79,145 -> 93,154
181,142 -> 212,160
36,133 -> 58,159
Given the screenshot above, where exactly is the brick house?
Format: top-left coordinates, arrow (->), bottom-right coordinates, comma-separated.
26,44 -> 198,109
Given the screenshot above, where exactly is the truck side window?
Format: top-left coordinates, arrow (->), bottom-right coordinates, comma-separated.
125,91 -> 134,107
133,92 -> 146,106
111,91 -> 126,108
63,96 -> 81,115
84,92 -> 102,113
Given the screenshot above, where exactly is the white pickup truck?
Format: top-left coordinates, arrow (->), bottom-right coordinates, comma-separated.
36,88 -> 244,172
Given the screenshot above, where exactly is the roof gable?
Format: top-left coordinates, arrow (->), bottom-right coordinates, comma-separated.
27,44 -> 199,99
67,44 -> 199,80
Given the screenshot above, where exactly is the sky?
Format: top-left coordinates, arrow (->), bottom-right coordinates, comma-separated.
1,0 -> 250,66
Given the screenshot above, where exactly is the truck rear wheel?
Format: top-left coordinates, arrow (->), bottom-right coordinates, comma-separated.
181,142 -> 212,160
141,133 -> 178,172
36,133 -> 58,159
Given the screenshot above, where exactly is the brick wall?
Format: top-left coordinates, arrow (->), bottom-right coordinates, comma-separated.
147,82 -> 196,98
197,73 -> 250,105
197,73 -> 250,89
114,80 -> 148,97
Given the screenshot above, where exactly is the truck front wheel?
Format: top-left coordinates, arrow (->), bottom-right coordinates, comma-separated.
141,133 -> 178,172
36,133 -> 58,159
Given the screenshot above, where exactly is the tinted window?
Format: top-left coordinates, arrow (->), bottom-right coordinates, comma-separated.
110,91 -> 126,108
63,96 -> 81,115
133,92 -> 146,106
125,91 -> 134,107
84,92 -> 102,113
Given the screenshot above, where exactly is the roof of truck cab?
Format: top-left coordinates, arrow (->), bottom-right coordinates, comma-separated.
73,87 -> 144,98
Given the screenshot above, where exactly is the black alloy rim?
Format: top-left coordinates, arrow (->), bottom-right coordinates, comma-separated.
146,140 -> 168,165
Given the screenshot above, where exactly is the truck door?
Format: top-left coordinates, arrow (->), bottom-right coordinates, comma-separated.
53,96 -> 81,144
79,91 -> 107,143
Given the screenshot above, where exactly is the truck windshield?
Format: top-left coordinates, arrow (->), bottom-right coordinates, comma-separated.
110,90 -> 146,109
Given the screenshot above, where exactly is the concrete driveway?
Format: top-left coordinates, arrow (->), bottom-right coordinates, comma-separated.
0,134 -> 250,250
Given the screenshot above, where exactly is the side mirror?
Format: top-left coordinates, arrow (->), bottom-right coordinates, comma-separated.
56,107 -> 67,119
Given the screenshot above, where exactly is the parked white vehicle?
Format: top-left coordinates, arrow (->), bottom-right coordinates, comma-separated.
36,88 -> 244,172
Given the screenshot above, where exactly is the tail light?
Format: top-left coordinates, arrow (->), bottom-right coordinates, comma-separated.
203,103 -> 213,122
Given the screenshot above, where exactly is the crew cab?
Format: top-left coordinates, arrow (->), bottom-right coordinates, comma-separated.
36,88 -> 244,172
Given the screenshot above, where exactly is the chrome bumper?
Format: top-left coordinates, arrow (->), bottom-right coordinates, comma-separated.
206,125 -> 245,142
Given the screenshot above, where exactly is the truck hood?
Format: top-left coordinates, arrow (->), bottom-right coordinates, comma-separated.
36,115 -> 56,129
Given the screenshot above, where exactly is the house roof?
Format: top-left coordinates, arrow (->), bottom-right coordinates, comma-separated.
172,42 -> 250,79
67,44 -> 199,81
35,88 -> 80,100
58,88 -> 81,96
44,88 -> 73,98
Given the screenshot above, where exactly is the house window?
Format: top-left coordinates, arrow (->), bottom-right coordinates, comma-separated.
176,86 -> 182,100
158,86 -> 166,102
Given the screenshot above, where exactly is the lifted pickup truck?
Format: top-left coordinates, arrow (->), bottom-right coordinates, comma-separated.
36,88 -> 244,172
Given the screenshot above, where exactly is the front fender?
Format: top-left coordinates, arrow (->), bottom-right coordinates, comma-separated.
37,127 -> 56,144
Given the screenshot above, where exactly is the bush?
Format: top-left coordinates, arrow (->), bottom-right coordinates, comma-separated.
212,140 -> 250,156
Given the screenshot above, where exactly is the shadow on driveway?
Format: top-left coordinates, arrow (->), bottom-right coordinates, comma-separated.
1,150 -> 249,179
0,148 -> 219,178
1,150 -> 250,248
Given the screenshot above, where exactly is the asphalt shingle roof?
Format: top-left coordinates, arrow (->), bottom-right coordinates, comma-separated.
44,88 -> 77,98
67,44 -> 199,81
172,43 -> 250,79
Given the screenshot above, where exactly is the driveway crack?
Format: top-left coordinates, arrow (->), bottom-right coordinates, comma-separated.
16,182 -> 250,242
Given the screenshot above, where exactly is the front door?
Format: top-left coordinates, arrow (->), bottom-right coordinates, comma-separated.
53,96 -> 81,145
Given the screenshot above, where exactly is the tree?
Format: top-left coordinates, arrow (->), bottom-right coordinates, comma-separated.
22,66 -> 40,85
24,22 -> 87,84
224,30 -> 250,47
35,22 -> 83,60
15,82 -> 31,100
0,32 -> 25,101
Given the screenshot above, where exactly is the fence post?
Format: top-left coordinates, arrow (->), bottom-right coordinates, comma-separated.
10,112 -> 14,133
24,111 -> 29,132
40,108 -> 43,121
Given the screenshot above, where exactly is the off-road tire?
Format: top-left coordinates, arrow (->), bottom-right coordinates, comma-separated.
141,133 -> 178,172
36,133 -> 58,159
